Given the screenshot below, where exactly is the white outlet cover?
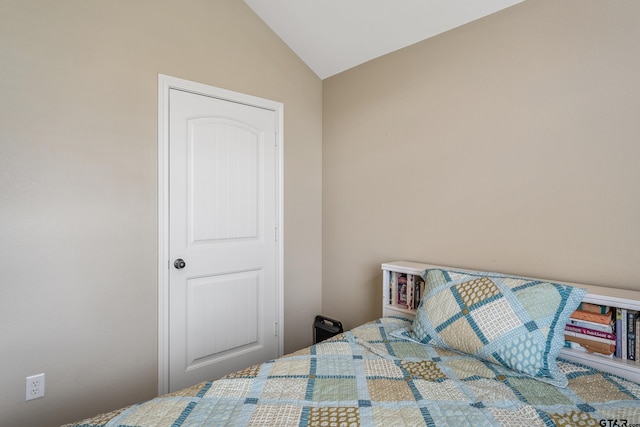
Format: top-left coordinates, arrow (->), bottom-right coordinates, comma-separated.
26,373 -> 45,401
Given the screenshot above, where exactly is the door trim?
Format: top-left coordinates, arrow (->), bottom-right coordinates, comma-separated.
157,74 -> 284,395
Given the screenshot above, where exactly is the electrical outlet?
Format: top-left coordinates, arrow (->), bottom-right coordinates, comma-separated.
26,373 -> 45,401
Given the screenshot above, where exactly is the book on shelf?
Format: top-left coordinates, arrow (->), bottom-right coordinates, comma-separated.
570,309 -> 613,324
388,272 -> 395,305
618,308 -> 628,360
397,273 -> 408,308
407,274 -> 415,310
628,310 -> 639,361
564,334 -> 615,355
616,308 -> 623,358
567,317 -> 613,333
564,341 -> 614,358
564,330 -> 616,346
564,324 -> 615,341
623,308 -> 628,359
578,302 -> 611,314
636,316 -> 640,364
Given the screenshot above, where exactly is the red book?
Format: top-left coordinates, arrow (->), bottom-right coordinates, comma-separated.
565,324 -> 616,341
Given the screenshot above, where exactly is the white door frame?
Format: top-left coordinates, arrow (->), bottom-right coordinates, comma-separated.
157,74 -> 284,395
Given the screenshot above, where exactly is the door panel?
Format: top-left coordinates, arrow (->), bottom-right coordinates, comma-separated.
189,118 -> 259,242
185,270 -> 260,371
168,88 -> 278,392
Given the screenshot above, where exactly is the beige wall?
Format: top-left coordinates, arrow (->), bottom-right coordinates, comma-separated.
3,0 -> 640,425
323,0 -> 640,330
0,1 -> 322,426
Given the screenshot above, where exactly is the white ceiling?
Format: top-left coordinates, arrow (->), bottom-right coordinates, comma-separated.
244,0 -> 525,79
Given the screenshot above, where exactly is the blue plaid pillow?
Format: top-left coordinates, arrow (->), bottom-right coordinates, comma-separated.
394,268 -> 586,387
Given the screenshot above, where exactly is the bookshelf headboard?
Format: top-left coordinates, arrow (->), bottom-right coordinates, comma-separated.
403,261 -> 640,307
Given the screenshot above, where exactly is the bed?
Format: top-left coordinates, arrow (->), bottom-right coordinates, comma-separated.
64,266 -> 640,426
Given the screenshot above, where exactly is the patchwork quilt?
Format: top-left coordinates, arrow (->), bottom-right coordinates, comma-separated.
63,317 -> 640,427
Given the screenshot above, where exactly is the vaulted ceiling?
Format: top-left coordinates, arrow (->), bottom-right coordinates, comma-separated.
244,0 -> 526,79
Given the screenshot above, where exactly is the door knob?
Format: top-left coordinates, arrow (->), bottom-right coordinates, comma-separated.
174,259 -> 186,269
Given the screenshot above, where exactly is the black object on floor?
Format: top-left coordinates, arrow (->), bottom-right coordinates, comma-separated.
313,315 -> 344,344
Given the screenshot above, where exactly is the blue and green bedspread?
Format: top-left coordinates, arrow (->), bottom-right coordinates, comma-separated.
63,317 -> 640,426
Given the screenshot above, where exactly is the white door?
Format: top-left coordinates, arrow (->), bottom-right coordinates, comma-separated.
164,84 -> 281,392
